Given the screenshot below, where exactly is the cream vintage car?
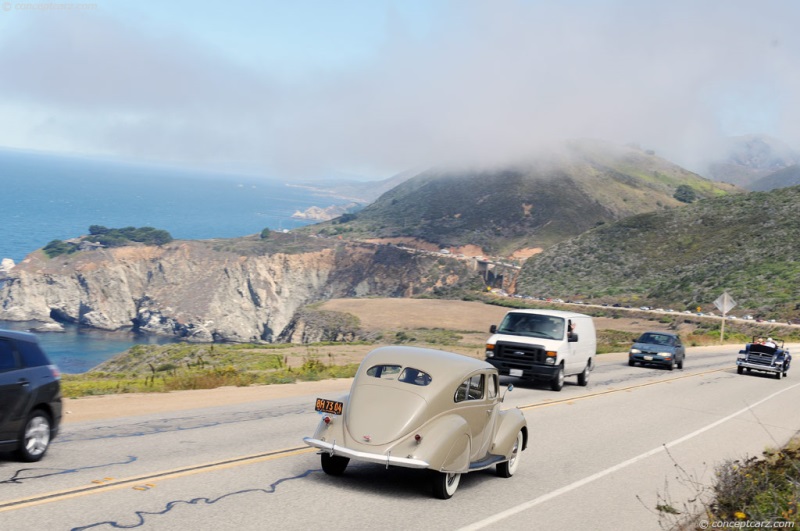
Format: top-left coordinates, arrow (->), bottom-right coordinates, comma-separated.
303,346 -> 528,499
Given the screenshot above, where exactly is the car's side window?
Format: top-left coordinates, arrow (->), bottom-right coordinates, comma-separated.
455,375 -> 485,402
366,365 -> 402,379
0,339 -> 18,372
487,374 -> 498,399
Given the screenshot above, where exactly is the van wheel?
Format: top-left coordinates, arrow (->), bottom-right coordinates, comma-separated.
577,363 -> 590,386
551,365 -> 564,391
737,366 -> 743,375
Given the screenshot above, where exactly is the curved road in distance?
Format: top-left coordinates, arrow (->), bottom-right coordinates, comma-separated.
1,344 -> 798,530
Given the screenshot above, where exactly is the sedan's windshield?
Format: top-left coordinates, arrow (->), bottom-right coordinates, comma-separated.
497,314 -> 565,340
637,333 -> 673,346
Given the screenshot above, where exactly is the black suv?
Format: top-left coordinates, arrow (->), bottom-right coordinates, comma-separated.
0,329 -> 62,461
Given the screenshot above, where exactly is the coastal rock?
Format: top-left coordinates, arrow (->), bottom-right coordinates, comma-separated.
291,203 -> 358,221
0,239 -> 471,343
31,322 -> 65,332
0,258 -> 14,278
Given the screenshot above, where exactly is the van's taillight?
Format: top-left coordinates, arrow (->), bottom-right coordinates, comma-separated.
49,365 -> 61,380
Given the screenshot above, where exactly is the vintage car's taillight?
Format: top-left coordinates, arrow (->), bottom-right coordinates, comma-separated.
323,416 -> 332,425
414,434 -> 422,444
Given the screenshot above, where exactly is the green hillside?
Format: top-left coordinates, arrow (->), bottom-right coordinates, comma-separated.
304,140 -> 738,256
516,185 -> 800,318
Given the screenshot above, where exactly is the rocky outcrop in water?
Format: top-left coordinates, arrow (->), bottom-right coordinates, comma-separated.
0,238 -> 472,342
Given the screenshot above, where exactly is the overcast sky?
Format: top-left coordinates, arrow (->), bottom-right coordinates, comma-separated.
0,0 -> 797,179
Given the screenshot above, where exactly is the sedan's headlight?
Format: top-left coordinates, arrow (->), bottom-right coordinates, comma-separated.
630,349 -> 641,355
658,352 -> 672,358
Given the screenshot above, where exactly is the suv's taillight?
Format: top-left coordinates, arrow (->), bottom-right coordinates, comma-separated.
48,364 -> 61,380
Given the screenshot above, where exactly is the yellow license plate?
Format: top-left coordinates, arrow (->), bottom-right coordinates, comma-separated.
315,398 -> 343,415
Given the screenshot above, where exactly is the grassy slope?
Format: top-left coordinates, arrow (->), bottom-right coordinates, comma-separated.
516,185 -> 800,318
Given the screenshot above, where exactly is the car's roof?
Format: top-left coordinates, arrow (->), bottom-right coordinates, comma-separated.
639,331 -> 679,337
0,329 -> 39,343
502,309 -> 590,319
357,346 -> 493,388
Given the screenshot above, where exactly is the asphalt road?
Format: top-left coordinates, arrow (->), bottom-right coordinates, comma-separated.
1,345 -> 798,530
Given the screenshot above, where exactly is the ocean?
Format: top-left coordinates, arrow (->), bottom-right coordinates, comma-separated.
1,149 -> 352,373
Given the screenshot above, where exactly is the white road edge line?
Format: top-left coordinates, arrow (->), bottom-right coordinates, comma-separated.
459,381 -> 800,531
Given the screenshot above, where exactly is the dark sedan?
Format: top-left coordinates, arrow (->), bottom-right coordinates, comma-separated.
628,331 -> 685,370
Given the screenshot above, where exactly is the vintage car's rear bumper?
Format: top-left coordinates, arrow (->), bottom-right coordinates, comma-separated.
303,437 -> 430,469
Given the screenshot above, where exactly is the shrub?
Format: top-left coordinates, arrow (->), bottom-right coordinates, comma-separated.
674,184 -> 697,203
43,239 -> 77,258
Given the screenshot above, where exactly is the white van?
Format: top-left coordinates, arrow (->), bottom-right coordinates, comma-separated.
485,310 -> 597,391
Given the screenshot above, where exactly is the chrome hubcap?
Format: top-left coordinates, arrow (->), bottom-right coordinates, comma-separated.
25,417 -> 50,456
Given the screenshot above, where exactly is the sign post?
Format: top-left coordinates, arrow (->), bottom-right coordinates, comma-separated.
714,291 -> 737,344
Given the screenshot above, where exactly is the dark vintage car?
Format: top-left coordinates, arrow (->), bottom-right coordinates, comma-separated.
736,337 -> 791,379
304,346 -> 528,499
628,331 -> 686,370
0,329 -> 62,461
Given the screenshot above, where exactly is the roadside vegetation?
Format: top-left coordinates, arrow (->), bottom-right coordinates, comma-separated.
655,437 -> 800,529
706,438 -> 800,525
61,342 -> 363,398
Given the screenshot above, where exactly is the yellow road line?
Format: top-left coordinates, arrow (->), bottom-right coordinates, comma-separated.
519,366 -> 728,411
0,446 -> 316,512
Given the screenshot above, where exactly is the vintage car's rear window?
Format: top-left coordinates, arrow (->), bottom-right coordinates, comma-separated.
366,365 -> 431,386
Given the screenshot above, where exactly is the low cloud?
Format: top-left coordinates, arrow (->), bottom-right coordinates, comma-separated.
0,1 -> 798,178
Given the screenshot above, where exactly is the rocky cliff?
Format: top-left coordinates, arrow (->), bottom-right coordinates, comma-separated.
0,238 -> 473,342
